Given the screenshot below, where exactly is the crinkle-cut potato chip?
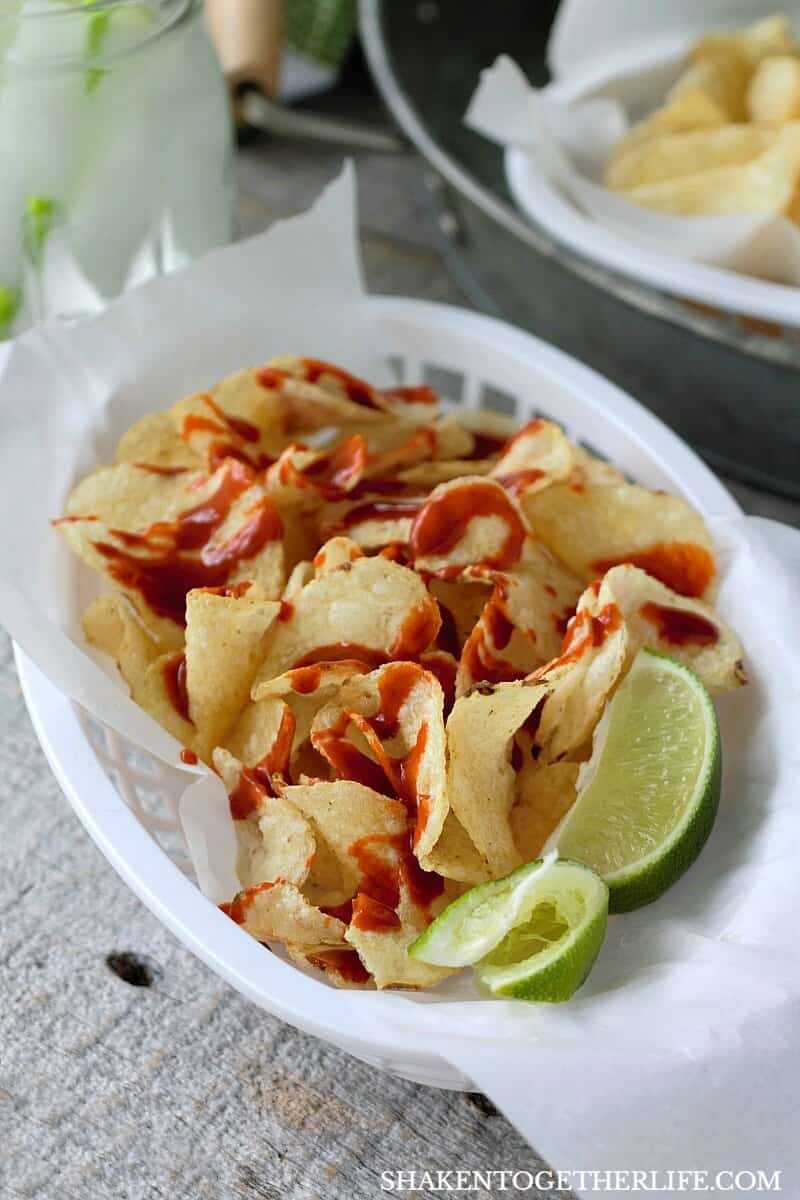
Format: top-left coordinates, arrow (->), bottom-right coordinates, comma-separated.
83,594 -> 196,749
58,459 -> 285,647
222,692 -> 293,770
489,418 -> 575,498
419,811 -> 491,884
312,536 -> 364,575
308,662 -> 448,860
115,411 -> 202,470
136,650 -> 197,749
610,89 -> 728,164
606,125 -> 779,193
171,387 -> 279,473
428,576 -> 492,653
523,476 -> 717,599
345,880 -> 459,990
260,356 -> 398,427
264,355 -> 444,426
694,15 -> 797,71
354,416 -> 472,479
598,565 -> 746,693
511,761 -> 579,861
83,592 -> 163,692
282,559 -> 315,599
571,446 -> 627,488
445,678 -> 552,878
184,584 -> 280,761
410,477 -> 528,577
748,55 -> 800,124
285,943 -> 373,989
252,660 -> 371,777
399,459 -> 493,486
213,747 -> 315,890
317,488 -> 424,550
251,555 -> 440,687
668,54 -> 750,123
223,880 -> 347,947
457,538 -> 584,694
618,130 -> 800,218
280,780 -> 409,903
533,579 -> 631,764
267,435 -> 373,509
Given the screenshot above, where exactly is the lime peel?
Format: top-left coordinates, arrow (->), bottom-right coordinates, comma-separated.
410,856 -> 608,1003
549,648 -> 721,913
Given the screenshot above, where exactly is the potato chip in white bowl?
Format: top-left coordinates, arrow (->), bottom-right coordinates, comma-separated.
467,14 -> 800,331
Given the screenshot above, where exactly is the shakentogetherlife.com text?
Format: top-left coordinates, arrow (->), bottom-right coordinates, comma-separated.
379,1168 -> 783,1193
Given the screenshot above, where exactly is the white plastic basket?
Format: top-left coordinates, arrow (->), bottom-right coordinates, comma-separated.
15,297 -> 740,1091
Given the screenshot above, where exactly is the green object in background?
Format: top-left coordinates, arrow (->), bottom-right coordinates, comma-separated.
24,196 -> 57,263
285,0 -> 357,66
83,0 -> 111,92
0,286 -> 19,338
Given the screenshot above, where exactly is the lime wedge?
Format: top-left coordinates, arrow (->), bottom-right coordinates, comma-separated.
550,648 -> 721,913
409,856 -> 608,1002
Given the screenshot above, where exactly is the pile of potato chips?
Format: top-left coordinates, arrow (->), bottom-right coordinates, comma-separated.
605,14 -> 800,223
57,355 -> 746,990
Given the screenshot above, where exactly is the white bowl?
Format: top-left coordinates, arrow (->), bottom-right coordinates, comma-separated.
16,296 -> 740,1090
505,49 -> 800,332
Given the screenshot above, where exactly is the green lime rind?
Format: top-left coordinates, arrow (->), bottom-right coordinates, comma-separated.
410,857 -> 609,1003
605,745 -> 720,913
476,890 -> 608,1002
552,648 -> 721,915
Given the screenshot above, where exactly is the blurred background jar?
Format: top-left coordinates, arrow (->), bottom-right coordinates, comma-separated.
0,0 -> 234,338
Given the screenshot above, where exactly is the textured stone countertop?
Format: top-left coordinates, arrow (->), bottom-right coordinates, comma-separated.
2,125 -> 798,1200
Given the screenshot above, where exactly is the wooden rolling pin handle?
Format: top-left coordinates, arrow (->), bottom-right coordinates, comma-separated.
206,0 -> 283,102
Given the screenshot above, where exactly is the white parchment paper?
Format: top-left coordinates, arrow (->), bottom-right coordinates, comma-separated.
467,55 -> 800,287
1,162 -> 799,1197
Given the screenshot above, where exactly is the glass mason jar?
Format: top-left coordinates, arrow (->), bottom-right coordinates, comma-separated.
0,0 -> 234,337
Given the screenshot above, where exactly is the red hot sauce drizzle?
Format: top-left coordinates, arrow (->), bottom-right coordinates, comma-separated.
181,395 -> 273,472
409,480 -> 525,572
286,661 -> 369,694
257,358 -> 439,414
305,947 -> 370,984
313,662 -> 440,858
554,602 -> 622,668
302,434 -> 368,498
220,880 -> 275,925
465,430 -> 508,461
459,582 -> 525,686
494,468 -> 545,497
640,602 -> 719,647
348,831 -> 443,934
93,460 -> 283,625
591,542 -> 715,599
228,706 -> 297,818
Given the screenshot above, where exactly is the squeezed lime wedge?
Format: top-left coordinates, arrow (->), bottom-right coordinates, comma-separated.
549,648 -> 721,912
409,856 -> 608,1002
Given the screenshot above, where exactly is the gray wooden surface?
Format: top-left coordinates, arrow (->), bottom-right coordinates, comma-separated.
2,136 -> 798,1200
